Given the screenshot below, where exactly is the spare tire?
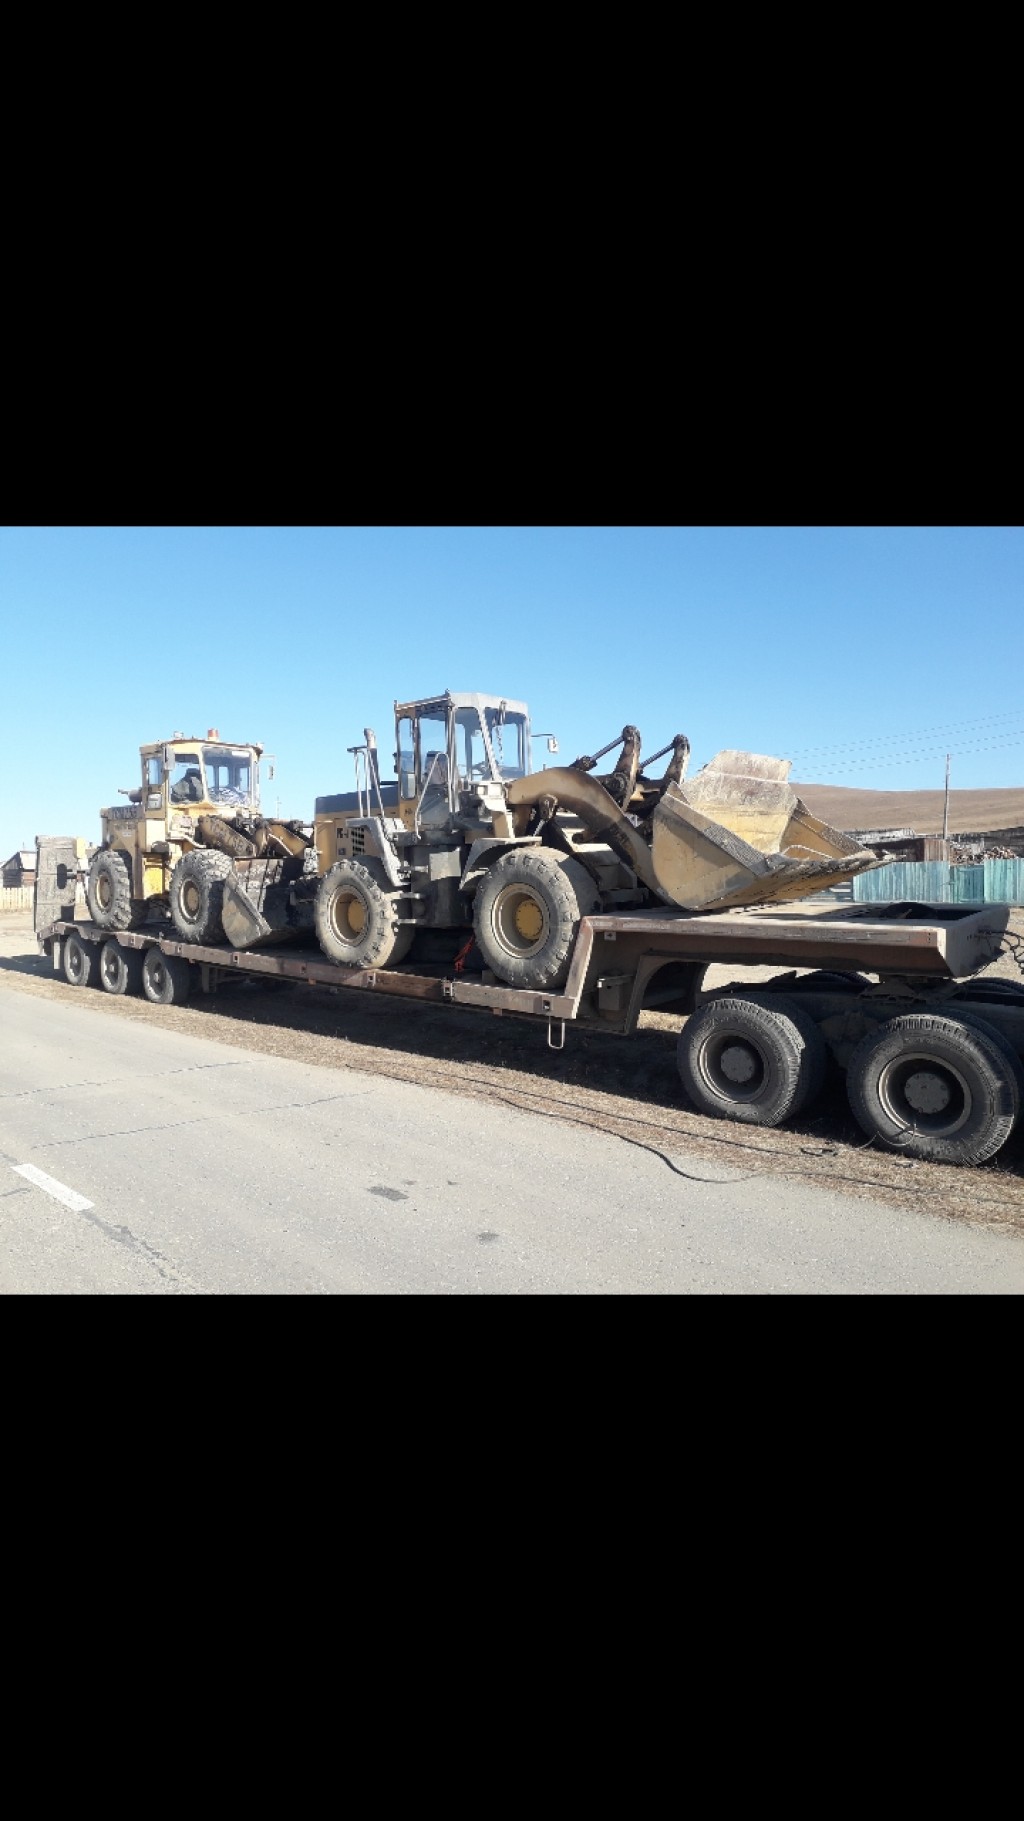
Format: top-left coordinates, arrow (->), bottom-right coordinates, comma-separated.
169,849 -> 235,944
87,848 -> 143,930
473,849 -> 599,990
315,857 -> 414,968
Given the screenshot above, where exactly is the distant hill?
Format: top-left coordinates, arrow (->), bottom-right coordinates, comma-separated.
793,782 -> 1024,837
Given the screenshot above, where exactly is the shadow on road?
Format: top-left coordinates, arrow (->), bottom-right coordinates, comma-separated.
0,950 -> 51,979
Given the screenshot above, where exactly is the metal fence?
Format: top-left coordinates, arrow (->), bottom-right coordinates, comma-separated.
853,860 -> 1024,905
0,886 -> 34,910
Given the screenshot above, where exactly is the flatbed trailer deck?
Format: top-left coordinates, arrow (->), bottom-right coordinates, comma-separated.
36,903 -> 1024,1169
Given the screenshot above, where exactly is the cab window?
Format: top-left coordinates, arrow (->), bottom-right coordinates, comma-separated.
417,712 -> 450,799
453,707 -> 491,785
169,753 -> 206,803
485,709 -> 526,778
396,715 -> 416,800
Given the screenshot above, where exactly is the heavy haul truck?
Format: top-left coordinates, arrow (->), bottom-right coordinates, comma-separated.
34,689 -> 1024,1170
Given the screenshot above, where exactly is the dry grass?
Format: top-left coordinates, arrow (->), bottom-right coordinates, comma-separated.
795,782 -> 1024,837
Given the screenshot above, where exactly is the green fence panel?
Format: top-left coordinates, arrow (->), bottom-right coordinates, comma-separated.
982,859 -> 1024,903
853,860 -> 1024,904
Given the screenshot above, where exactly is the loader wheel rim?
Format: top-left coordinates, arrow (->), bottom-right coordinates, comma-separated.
490,883 -> 550,958
97,873 -> 111,909
696,1032 -> 767,1102
877,1053 -> 972,1136
182,880 -> 201,918
329,888 -> 367,945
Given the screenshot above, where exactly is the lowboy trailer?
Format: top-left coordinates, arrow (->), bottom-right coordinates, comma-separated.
36,900 -> 1024,1169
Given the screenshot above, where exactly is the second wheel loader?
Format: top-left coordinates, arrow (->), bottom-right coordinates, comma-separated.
85,732 -> 313,945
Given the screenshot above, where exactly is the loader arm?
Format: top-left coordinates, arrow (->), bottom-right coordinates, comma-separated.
506,768 -> 662,893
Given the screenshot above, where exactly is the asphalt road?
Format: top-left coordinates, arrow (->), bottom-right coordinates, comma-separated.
2,975 -> 1023,1294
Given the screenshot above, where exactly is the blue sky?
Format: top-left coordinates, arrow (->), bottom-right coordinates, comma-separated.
1,525 -> 1021,861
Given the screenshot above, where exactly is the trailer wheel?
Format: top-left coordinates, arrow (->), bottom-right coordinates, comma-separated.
677,994 -> 827,1126
142,947 -> 193,1005
87,849 -> 144,930
169,849 -> 235,944
473,850 -> 599,990
98,938 -> 143,996
315,858 -> 414,968
846,1013 -> 1021,1165
63,931 -> 98,988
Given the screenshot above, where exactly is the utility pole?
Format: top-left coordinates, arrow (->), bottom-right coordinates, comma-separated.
942,752 -> 951,844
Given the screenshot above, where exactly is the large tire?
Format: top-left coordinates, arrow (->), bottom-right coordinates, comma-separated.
62,930 -> 98,988
677,993 -> 827,1127
846,1012 -> 1022,1165
315,858 -> 414,968
142,947 -> 192,1004
473,850 -> 599,990
169,849 -> 235,944
87,848 -> 143,930
98,937 -> 144,996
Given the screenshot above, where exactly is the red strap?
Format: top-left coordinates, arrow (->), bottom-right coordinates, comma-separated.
453,937 -> 475,975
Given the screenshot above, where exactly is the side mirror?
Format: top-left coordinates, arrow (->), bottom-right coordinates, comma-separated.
547,736 -> 559,754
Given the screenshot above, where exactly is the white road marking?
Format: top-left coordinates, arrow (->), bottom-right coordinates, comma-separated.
11,1163 -> 94,1212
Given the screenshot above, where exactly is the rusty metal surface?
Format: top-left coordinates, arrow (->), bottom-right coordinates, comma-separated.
507,768 -> 662,889
650,757 -> 881,910
40,901 -> 1010,1031
196,814 -> 257,859
563,904 -> 1009,987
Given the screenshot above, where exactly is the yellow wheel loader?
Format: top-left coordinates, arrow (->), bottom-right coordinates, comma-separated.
87,731 -> 313,945
307,692 -> 881,991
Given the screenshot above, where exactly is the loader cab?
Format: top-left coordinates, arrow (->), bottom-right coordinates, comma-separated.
394,692 -> 532,834
140,737 -> 262,819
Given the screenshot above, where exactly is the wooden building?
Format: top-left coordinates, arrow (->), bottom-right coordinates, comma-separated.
1,849 -> 36,888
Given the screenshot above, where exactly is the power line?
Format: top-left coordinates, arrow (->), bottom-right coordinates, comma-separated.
788,709 -> 1024,761
794,730 -> 1024,779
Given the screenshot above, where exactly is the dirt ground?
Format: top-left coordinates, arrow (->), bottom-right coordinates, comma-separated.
4,910 -> 1024,1240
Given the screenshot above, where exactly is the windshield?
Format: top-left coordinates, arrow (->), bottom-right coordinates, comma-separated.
203,745 -> 254,807
485,708 -> 527,778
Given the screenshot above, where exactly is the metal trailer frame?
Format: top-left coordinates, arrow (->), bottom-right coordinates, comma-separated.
36,901 -> 1024,1167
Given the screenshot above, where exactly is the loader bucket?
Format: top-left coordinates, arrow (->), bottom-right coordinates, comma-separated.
649,751 -> 881,912
222,875 -> 275,949
221,867 -> 304,949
